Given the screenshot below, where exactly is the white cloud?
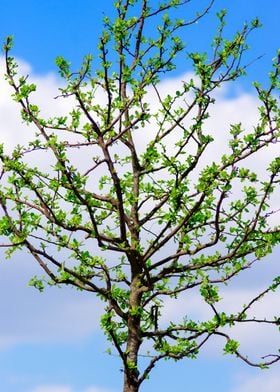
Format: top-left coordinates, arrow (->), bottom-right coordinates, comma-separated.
0,254 -> 103,349
160,256 -> 280,360
0,57 -> 67,151
231,370 -> 280,392
216,288 -> 280,359
0,56 -> 279,354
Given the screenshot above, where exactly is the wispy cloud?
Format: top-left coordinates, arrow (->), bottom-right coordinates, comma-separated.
160,254 -> 280,359
230,369 -> 280,392
0,255 -> 103,349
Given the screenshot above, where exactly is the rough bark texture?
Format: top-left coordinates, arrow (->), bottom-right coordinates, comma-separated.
123,373 -> 140,392
123,265 -> 142,392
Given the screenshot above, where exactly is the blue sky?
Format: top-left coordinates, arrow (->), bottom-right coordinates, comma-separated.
0,0 -> 279,88
0,1 -> 279,392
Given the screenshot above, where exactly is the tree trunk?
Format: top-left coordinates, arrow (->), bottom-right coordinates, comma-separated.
123,372 -> 140,392
123,306 -> 141,392
123,265 -> 142,392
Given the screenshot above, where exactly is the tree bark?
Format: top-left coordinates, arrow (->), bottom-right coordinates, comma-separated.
123,264 -> 142,392
123,372 -> 140,392
123,311 -> 141,392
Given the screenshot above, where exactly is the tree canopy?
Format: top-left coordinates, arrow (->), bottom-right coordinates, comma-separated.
0,1 -> 279,391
